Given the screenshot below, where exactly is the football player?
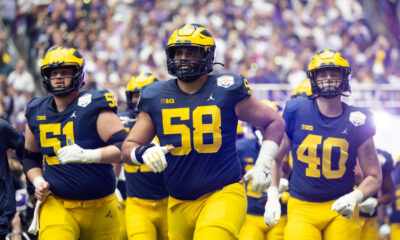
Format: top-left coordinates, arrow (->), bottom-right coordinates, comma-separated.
118,73 -> 169,239
390,157 -> 400,240
358,148 -> 394,240
266,50 -> 382,240
290,78 -> 312,99
237,101 -> 289,240
0,118 -> 24,239
23,46 -> 127,239
121,23 -> 285,239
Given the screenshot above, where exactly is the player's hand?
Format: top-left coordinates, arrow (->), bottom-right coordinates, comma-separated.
57,138 -> 101,164
35,181 -> 50,202
278,178 -> 289,193
142,145 -> 173,173
379,224 -> 391,238
264,186 -> 281,226
331,190 -> 363,219
359,197 -> 378,216
243,166 -> 271,193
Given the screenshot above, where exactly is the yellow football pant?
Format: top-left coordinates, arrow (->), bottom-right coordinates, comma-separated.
239,214 -> 287,240
116,199 -> 127,240
391,223 -> 400,240
168,182 -> 247,240
284,197 -> 360,240
125,197 -> 168,240
359,216 -> 378,240
39,194 -> 120,240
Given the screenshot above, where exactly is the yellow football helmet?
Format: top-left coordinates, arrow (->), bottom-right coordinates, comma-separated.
307,49 -> 351,98
126,72 -> 158,111
41,46 -> 85,96
291,79 -> 312,99
166,23 -> 215,82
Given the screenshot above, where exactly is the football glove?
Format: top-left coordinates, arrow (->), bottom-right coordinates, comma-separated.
379,224 -> 390,238
57,138 -> 101,164
264,186 -> 281,226
130,144 -> 170,173
243,140 -> 278,193
278,178 -> 289,193
331,189 -> 364,219
359,197 -> 378,216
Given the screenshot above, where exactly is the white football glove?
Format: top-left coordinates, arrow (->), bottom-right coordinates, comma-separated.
264,186 -> 281,227
278,178 -> 289,193
244,166 -> 271,193
243,140 -> 278,193
359,197 -> 378,216
331,189 -> 364,219
57,138 -> 101,164
131,145 -> 170,173
379,224 -> 391,238
142,145 -> 169,173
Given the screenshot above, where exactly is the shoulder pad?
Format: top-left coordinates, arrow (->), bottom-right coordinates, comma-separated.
140,81 -> 168,99
25,97 -> 47,118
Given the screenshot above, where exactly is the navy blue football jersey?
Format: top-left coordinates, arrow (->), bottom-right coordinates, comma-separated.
236,137 -> 287,216
119,110 -> 168,199
391,164 -> 400,223
138,73 -> 251,200
360,148 -> 393,217
283,97 -> 375,202
25,90 -> 118,200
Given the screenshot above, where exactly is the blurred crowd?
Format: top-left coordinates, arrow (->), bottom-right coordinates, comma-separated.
0,0 -> 400,238
0,0 -> 400,121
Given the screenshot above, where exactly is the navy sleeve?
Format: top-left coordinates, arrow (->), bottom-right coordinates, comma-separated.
352,110 -> 376,149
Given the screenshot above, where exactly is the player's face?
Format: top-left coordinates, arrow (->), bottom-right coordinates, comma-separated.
174,47 -> 202,70
50,68 -> 74,88
315,68 -> 342,88
131,92 -> 140,104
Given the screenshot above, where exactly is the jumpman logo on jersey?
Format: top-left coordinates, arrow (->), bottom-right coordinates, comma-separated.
207,92 -> 215,101
341,128 -> 348,135
70,111 -> 77,118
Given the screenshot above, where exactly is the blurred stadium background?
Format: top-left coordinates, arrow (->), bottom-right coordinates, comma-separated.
0,0 -> 400,157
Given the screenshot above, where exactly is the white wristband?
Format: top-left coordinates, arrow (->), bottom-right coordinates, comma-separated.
255,140 -> 279,171
130,147 -> 142,166
85,149 -> 102,163
267,186 -> 279,201
33,176 -> 45,188
350,189 -> 364,203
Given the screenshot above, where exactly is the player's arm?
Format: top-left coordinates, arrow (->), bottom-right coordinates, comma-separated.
378,168 -> 394,205
270,133 -> 292,188
121,111 -> 173,173
332,137 -> 382,218
357,138 -> 382,199
236,96 -> 285,193
236,95 -> 284,146
57,110 -> 127,164
23,123 -> 49,201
